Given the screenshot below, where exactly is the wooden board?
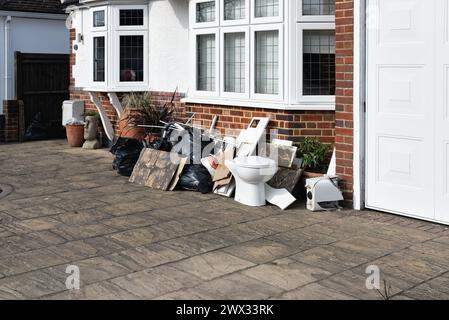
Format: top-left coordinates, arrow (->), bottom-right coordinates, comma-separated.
168,157 -> 188,191
129,149 -> 185,191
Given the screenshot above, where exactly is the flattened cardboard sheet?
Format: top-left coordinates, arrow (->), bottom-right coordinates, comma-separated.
130,149 -> 185,191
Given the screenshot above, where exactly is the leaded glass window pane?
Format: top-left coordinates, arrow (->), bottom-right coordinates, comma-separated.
255,30 -> 279,95
224,32 -> 246,93
197,34 -> 216,91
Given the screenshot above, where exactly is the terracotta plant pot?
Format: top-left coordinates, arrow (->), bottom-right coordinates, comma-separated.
66,124 -> 85,147
118,113 -> 147,140
144,132 -> 162,144
302,171 -> 325,180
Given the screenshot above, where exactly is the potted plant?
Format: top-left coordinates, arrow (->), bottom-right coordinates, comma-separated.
65,118 -> 85,148
118,91 -> 176,141
297,137 -> 331,179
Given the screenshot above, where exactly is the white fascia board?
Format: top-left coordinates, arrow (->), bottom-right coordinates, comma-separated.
79,0 -> 150,5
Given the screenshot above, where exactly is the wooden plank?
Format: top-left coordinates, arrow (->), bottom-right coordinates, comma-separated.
129,149 -> 186,191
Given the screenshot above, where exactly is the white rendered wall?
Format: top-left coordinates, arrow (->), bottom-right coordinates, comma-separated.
148,0 -> 190,93
72,9 -> 89,88
72,2 -> 190,93
0,16 -> 69,113
11,17 -> 69,54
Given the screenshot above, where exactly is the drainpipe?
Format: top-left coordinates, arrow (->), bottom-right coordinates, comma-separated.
4,15 -> 12,101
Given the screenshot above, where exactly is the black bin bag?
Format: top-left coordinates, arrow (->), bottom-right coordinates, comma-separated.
110,138 -> 144,177
23,113 -> 49,141
178,164 -> 213,194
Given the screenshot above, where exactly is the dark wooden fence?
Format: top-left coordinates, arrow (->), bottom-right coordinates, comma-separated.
15,52 -> 70,138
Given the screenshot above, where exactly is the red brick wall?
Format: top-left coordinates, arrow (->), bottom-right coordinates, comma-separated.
69,15 -> 355,201
184,104 -> 335,144
0,100 -> 23,143
0,115 -> 5,142
335,0 -> 355,202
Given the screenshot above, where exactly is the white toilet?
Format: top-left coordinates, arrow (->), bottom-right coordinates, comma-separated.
225,156 -> 278,207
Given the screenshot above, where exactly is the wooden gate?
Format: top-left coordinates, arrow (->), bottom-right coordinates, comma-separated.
15,52 -> 70,138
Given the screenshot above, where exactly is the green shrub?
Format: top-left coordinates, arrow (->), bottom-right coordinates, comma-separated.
297,137 -> 330,172
121,91 -> 176,133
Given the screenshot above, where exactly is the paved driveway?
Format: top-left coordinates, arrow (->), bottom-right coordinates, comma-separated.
1,140 -> 449,300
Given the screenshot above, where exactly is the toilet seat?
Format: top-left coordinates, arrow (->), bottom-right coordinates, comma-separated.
234,156 -> 275,169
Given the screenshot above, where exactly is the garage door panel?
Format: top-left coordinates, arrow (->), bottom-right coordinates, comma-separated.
445,142 -> 449,195
445,66 -> 449,119
446,0 -> 449,43
366,0 -> 436,221
377,136 -> 423,189
378,0 -> 433,46
435,1 -> 449,222
378,66 -> 426,116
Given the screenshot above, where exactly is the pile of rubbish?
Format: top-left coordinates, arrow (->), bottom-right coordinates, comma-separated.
110,116 -> 343,211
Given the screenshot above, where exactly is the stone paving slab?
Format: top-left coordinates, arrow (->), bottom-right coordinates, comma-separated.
1,140 -> 449,300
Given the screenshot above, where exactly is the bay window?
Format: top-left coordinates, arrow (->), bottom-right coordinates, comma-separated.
197,33 -> 217,91
93,36 -> 105,82
120,9 -> 144,26
93,10 -> 105,28
224,0 -> 246,21
222,26 -> 250,98
189,0 -> 335,109
119,35 -> 144,82
255,29 -> 280,95
296,0 -> 335,104
302,30 -> 335,96
255,0 -> 279,18
88,4 -> 148,90
191,0 -> 283,101
224,32 -> 246,93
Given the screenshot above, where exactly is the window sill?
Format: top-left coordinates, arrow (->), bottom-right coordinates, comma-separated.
181,97 -> 336,111
83,86 -> 149,93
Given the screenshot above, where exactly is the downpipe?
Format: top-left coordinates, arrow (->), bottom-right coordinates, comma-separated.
4,15 -> 12,101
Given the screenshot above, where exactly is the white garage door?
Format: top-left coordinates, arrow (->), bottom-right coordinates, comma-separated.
366,0 -> 449,223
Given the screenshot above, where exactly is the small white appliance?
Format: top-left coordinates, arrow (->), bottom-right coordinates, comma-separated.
225,156 -> 277,207
62,100 -> 84,126
305,175 -> 344,211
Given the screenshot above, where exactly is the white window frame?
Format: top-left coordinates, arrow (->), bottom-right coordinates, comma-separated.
186,0 -> 336,110
220,26 -> 250,99
111,30 -> 149,89
192,28 -> 220,97
113,4 -> 148,31
84,4 -> 149,91
89,32 -> 108,88
220,0 -> 250,26
191,0 -> 220,29
250,0 -> 284,24
251,23 -> 284,101
296,23 -> 335,104
297,0 -> 335,23
91,6 -> 108,31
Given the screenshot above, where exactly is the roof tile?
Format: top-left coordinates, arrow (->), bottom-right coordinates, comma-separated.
0,0 -> 66,14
